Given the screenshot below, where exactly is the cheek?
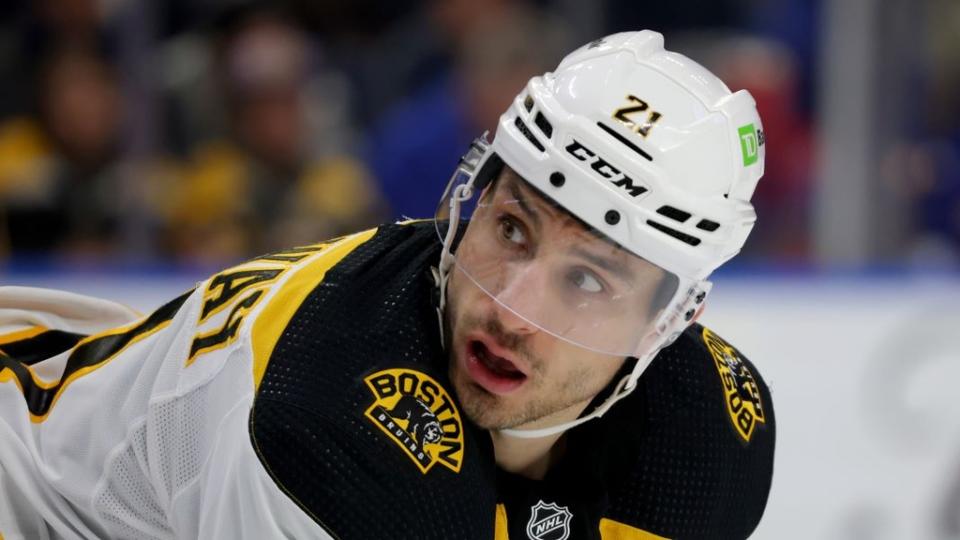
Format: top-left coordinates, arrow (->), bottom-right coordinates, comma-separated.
446,270 -> 465,320
448,268 -> 485,314
445,270 -> 476,340
545,345 -> 624,390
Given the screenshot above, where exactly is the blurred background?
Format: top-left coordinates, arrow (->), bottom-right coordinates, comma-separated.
0,0 -> 957,538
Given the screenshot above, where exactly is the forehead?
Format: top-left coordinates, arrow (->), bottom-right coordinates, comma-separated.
487,168 -> 673,285
491,168 -> 622,251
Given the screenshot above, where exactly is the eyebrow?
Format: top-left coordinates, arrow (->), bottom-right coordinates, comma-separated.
570,246 -> 634,283
507,180 -> 541,232
500,172 -> 638,282
505,173 -> 627,250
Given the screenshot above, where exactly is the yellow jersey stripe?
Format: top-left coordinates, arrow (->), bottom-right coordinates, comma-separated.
599,518 -> 670,539
251,229 -> 378,390
494,504 -> 509,540
0,325 -> 48,345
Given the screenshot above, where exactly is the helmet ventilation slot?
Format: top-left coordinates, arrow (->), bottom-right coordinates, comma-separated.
696,219 -> 720,232
523,94 -> 534,112
534,112 -> 553,138
656,205 -> 691,223
646,220 -> 702,246
513,117 -> 545,152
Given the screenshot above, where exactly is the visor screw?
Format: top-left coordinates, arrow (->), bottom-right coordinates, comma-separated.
549,172 -> 566,187
695,292 -> 706,304
605,210 -> 620,225
684,309 -> 695,321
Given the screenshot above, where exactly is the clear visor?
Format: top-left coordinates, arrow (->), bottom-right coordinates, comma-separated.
436,151 -> 680,357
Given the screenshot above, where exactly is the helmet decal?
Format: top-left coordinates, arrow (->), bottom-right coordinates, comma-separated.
612,95 -> 663,138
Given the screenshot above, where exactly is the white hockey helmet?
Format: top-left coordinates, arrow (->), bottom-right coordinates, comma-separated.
436,30 -> 765,437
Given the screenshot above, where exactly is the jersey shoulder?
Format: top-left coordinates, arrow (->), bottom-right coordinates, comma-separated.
648,323 -> 774,445
592,323 -> 776,540
244,221 -> 499,539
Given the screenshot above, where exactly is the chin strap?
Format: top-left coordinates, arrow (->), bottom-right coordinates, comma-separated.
495,342 -> 669,439
495,357 -> 649,439
496,280 -> 712,439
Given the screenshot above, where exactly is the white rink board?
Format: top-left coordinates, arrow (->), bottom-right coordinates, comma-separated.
703,276 -> 960,540
5,272 -> 960,539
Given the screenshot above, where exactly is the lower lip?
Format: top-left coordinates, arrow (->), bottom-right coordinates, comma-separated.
463,345 -> 527,396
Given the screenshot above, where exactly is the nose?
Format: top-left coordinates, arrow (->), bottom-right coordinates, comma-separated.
489,262 -> 544,335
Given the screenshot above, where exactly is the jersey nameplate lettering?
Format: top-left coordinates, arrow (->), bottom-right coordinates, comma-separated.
186,243 -> 333,365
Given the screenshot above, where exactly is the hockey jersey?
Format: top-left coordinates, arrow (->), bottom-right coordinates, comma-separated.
494,322 -> 775,540
0,222 -> 774,540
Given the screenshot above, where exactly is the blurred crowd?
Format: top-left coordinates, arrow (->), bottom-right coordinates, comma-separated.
0,0 -> 955,268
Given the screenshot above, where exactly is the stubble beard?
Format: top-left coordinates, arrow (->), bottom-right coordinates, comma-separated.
445,303 -> 607,431
454,359 -> 601,430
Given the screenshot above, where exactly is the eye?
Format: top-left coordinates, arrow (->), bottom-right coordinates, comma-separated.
568,268 -> 604,293
498,216 -> 527,246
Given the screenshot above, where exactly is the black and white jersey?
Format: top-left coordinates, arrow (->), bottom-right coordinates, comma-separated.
0,221 -> 773,539
495,323 -> 775,540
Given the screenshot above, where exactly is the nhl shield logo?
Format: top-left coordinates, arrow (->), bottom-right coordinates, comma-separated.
525,500 -> 573,540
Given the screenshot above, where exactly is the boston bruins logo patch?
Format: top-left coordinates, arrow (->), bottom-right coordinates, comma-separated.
703,328 -> 766,443
364,368 -> 464,473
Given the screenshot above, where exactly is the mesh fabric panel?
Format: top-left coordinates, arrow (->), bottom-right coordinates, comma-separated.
95,423 -> 172,540
252,223 -> 497,539
594,323 -> 775,539
495,323 -> 775,540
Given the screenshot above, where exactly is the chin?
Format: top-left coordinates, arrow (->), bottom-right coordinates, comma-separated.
449,370 -> 506,428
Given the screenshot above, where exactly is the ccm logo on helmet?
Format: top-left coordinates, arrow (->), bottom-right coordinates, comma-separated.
565,140 -> 648,197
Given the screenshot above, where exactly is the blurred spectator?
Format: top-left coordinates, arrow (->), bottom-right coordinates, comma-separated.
902,0 -> 960,267
889,139 -> 960,268
163,8 -> 385,263
283,0 -> 435,127
366,1 -> 571,220
603,0 -> 745,36
0,48 -> 135,258
0,0 -> 120,119
0,0 -> 949,270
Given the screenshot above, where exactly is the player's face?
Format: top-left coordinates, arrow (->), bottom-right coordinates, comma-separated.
445,171 -> 660,430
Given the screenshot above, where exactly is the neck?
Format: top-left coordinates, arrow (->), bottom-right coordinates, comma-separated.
490,398 -> 592,480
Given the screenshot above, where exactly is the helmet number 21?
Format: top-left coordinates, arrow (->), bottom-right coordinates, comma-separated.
613,95 -> 662,138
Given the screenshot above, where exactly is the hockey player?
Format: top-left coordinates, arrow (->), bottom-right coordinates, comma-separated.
0,31 -> 774,540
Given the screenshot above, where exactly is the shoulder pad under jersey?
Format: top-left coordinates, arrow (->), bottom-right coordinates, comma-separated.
578,324 -> 776,540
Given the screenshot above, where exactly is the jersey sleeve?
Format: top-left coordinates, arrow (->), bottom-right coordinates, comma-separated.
0,225 -> 499,540
595,324 -> 776,540
246,223 -> 499,540
0,259 -> 341,538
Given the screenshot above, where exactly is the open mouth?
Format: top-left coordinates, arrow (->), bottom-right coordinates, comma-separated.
463,338 -> 528,395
